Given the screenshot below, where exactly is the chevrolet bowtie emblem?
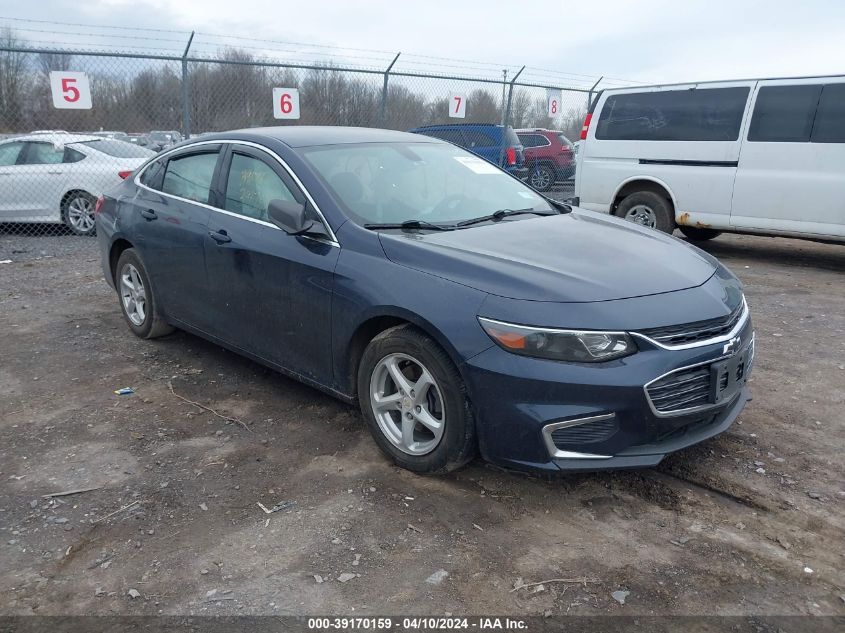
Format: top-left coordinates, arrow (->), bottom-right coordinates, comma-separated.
722,335 -> 741,356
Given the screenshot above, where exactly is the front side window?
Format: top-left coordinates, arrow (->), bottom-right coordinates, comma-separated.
301,142 -> 552,226
810,83 -> 845,143
224,153 -> 297,221
596,87 -> 750,141
748,84 -> 822,142
23,142 -> 65,165
161,152 -> 218,204
0,141 -> 25,166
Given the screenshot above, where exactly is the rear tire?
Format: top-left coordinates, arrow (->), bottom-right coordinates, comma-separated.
115,248 -> 174,339
616,191 -> 674,233
679,226 -> 722,241
528,164 -> 556,192
358,325 -> 476,474
62,191 -> 97,236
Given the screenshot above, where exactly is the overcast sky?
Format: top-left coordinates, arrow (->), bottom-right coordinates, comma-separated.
4,0 -> 845,87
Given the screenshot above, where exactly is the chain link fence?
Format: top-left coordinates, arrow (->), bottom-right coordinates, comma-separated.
0,28 -> 610,249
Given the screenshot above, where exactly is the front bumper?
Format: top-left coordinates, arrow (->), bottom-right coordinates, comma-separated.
462,318 -> 753,472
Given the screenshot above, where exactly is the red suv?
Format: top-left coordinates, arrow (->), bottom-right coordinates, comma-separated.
515,129 -> 576,192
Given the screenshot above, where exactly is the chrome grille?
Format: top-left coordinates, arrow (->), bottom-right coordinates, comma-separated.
646,366 -> 711,413
638,301 -> 745,347
550,416 -> 618,447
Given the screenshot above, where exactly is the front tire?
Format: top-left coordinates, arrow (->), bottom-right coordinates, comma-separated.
679,226 -> 722,241
62,192 -> 97,236
115,248 -> 174,339
616,191 -> 674,233
528,164 -> 556,192
358,325 -> 476,474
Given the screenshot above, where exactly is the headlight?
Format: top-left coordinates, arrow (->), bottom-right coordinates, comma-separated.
478,317 -> 637,363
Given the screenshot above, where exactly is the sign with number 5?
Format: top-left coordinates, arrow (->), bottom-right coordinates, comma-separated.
273,88 -> 301,120
449,93 -> 467,119
49,72 -> 92,109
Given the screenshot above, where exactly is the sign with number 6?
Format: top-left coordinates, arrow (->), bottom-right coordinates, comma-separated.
449,93 -> 467,119
273,88 -> 301,120
49,72 -> 92,109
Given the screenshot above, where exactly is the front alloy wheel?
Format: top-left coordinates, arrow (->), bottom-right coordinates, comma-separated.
370,353 -> 445,455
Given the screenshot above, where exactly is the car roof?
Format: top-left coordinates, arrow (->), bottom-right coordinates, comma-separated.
1,133 -> 102,144
515,128 -> 562,134
207,126 -> 440,148
412,123 -> 504,130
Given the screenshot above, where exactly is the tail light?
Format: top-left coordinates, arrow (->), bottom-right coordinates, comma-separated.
94,195 -> 105,215
580,113 -> 593,140
506,147 -> 516,166
118,170 -> 132,180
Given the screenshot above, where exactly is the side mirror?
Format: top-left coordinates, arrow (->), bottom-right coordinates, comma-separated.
267,199 -> 314,235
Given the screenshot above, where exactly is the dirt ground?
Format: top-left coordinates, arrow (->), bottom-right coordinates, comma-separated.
1,230 -> 843,617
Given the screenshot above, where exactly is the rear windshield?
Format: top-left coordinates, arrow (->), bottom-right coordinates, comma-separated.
78,139 -> 155,158
595,87 -> 750,141
556,133 -> 573,147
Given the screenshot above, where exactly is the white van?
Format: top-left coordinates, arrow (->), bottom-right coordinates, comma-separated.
574,76 -> 845,242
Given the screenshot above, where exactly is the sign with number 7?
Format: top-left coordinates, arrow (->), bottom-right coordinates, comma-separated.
449,93 -> 467,118
49,72 -> 92,109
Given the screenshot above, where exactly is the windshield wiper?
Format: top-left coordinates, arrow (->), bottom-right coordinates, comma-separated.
456,208 -> 557,227
363,219 -> 456,231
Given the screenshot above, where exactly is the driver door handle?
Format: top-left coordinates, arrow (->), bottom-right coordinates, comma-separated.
208,229 -> 231,244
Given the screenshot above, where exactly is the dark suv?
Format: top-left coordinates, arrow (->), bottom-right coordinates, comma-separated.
408,124 -> 528,179
516,129 -> 576,191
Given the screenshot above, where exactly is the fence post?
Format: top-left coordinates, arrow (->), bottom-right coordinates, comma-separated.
499,69 -> 507,128
587,76 -> 603,113
380,52 -> 401,128
181,31 -> 195,139
499,65 -> 524,167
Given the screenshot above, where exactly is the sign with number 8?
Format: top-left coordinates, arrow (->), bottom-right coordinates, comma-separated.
273,88 -> 301,119
49,72 -> 92,109
547,94 -> 560,118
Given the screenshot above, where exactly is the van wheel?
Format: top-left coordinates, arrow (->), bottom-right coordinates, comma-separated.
529,164 -> 556,192
358,325 -> 476,474
679,226 -> 722,241
616,191 -> 674,233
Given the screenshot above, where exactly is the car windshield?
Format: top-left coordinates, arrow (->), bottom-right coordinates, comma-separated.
300,142 -> 552,227
77,139 -> 155,158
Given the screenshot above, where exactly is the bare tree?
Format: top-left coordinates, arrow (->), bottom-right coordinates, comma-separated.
0,28 -> 30,132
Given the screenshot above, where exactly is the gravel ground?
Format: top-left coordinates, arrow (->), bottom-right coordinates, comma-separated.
1,230 -> 843,617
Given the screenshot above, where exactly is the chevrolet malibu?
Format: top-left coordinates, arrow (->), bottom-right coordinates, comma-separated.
96,127 -> 754,474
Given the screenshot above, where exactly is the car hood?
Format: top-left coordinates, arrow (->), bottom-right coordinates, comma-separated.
378,209 -> 719,302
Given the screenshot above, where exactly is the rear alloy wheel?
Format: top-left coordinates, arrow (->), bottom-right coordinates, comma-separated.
679,225 -> 723,241
616,191 -> 674,233
358,325 -> 476,473
529,164 -> 556,192
63,192 -> 97,236
115,248 -> 174,339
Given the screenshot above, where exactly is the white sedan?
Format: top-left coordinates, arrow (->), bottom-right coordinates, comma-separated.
0,134 -> 155,235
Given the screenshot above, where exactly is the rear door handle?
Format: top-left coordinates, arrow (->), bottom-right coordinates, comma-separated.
208,229 -> 231,244
139,208 -> 157,221
47,170 -> 63,175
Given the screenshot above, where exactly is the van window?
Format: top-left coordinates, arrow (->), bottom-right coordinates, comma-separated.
747,85 -> 822,143
811,84 -> 845,143
595,87 -> 749,141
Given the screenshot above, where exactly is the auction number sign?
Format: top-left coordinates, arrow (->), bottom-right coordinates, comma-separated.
449,93 -> 467,118
273,88 -> 301,119
49,72 -> 92,109
547,90 -> 561,118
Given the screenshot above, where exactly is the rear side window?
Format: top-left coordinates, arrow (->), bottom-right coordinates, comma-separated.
161,152 -> 218,204
748,85 -> 822,142
518,134 -> 550,148
139,159 -> 166,190
462,130 -> 496,148
595,87 -> 750,141
811,83 -> 845,143
424,129 -> 466,145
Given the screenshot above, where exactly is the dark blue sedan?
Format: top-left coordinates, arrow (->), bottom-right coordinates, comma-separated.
96,127 -> 753,474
